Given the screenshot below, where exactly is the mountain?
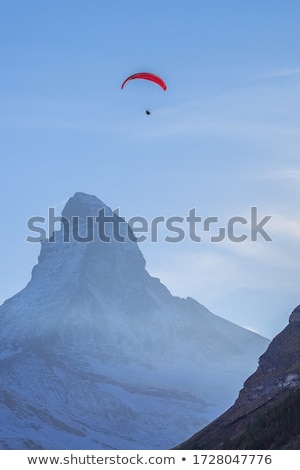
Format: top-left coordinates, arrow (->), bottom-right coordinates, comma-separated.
176,305 -> 300,450
0,192 -> 269,450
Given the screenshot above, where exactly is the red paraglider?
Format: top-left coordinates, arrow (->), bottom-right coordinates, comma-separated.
121,72 -> 167,91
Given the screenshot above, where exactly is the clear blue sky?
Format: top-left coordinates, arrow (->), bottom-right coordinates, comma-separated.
1,0 -> 300,338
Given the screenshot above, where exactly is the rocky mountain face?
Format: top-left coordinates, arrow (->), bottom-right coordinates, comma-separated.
176,305 -> 300,450
0,192 -> 269,449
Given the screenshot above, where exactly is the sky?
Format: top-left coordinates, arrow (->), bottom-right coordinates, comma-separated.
0,0 -> 300,338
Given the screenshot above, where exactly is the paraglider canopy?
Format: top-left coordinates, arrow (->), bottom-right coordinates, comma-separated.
121,72 -> 167,91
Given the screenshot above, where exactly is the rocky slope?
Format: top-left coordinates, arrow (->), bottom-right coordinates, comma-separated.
176,305 -> 300,449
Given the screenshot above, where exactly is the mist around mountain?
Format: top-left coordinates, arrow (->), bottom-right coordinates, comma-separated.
0,192 -> 269,449
176,305 -> 300,450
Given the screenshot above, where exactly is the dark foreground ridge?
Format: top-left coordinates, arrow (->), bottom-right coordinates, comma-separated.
176,305 -> 300,450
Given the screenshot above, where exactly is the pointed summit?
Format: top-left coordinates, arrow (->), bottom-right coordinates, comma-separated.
62,192 -> 109,219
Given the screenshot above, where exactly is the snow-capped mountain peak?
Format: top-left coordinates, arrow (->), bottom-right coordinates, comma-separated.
0,192 -> 269,449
